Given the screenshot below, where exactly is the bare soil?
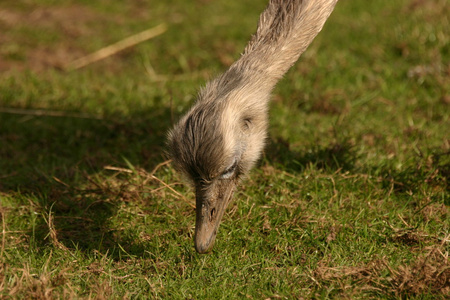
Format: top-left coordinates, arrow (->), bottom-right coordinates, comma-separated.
0,5 -> 104,72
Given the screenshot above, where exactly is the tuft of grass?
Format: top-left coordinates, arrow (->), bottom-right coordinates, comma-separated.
1,0 -> 449,298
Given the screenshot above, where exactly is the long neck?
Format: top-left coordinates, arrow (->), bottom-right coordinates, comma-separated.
226,0 -> 338,94
198,0 -> 337,115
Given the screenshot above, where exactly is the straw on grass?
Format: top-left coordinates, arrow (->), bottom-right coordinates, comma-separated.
66,23 -> 167,70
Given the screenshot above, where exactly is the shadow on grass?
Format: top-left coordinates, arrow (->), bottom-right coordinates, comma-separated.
0,107 -> 174,259
3,108 -> 447,259
377,151 -> 449,201
264,136 -> 358,174
265,136 -> 449,203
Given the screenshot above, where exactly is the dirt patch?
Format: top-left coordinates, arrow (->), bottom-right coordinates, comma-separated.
0,5 -> 106,72
0,6 -> 97,34
389,247 -> 449,296
26,46 -> 86,71
311,245 -> 450,297
406,0 -> 449,13
421,203 -> 448,223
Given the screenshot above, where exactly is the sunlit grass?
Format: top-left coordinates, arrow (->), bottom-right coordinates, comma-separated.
0,0 -> 448,298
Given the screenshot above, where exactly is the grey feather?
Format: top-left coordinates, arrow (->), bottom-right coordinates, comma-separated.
167,0 -> 338,253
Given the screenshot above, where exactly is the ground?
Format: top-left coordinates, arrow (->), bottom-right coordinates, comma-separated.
0,0 -> 449,298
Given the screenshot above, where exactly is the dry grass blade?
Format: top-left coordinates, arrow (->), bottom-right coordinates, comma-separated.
43,207 -> 69,251
149,160 -> 172,177
103,166 -> 134,174
0,107 -> 103,120
149,175 -> 195,208
1,210 -> 5,261
66,23 -> 167,70
104,161 -> 195,208
387,246 -> 450,296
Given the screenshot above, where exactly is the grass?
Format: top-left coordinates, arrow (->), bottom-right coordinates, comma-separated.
0,0 -> 448,298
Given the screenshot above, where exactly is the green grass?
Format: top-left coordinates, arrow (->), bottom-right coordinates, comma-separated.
0,0 -> 449,298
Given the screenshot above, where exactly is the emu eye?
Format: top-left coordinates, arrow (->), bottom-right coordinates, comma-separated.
220,161 -> 237,179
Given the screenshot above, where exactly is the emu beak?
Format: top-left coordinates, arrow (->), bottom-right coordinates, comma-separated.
194,180 -> 236,254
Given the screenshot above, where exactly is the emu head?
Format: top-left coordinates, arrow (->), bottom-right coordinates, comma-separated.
167,70 -> 269,253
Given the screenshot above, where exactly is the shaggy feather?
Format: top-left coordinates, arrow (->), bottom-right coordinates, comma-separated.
167,0 -> 338,253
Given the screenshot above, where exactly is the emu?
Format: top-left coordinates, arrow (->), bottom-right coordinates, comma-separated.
167,0 -> 338,253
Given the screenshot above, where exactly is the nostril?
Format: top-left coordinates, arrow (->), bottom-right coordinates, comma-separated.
210,208 -> 216,221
